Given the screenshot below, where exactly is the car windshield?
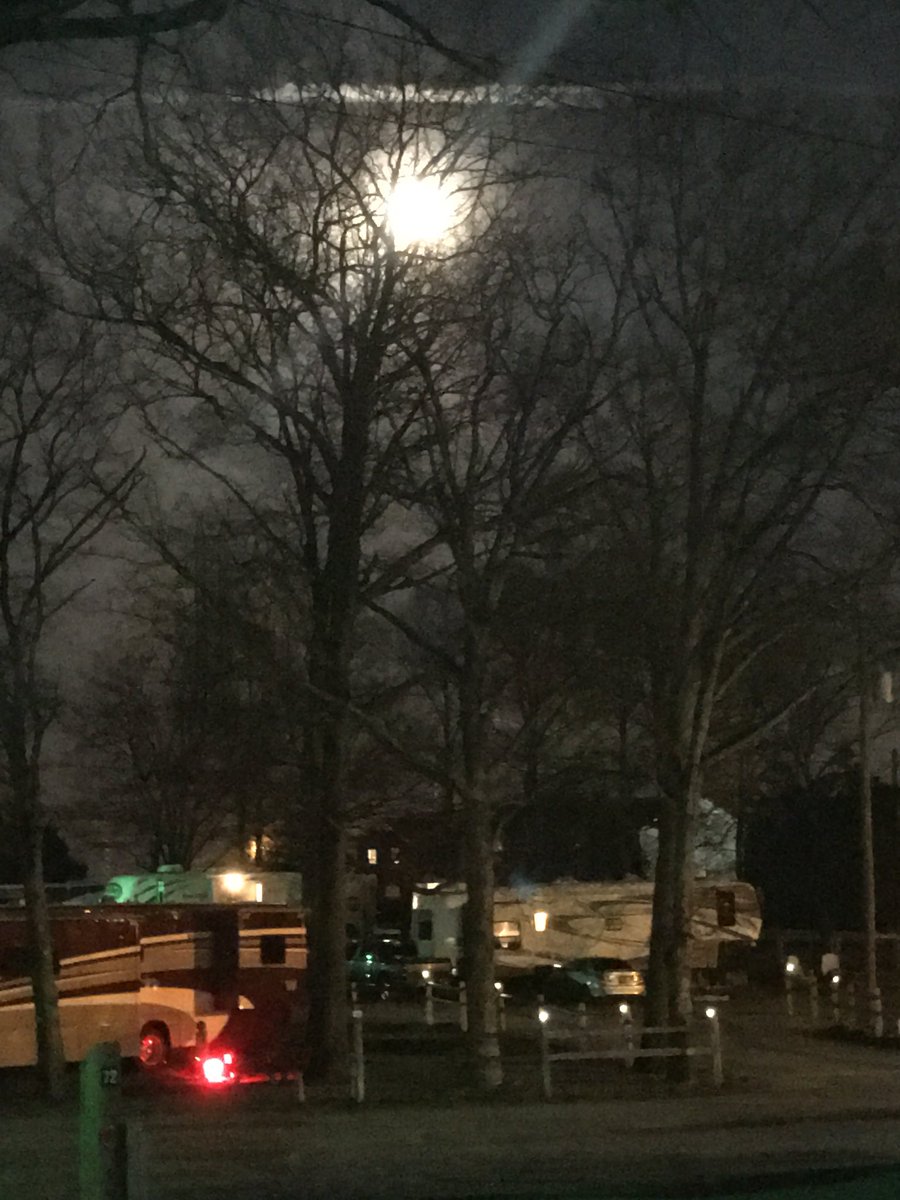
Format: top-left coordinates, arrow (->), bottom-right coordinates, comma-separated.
372,938 -> 418,962
573,957 -> 635,972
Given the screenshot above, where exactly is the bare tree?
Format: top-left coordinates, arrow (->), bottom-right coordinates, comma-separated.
78,513 -> 307,868
584,97 -> 900,1045
0,254 -> 141,1097
79,642 -> 234,868
44,45 -> 524,1077
373,222 -> 620,1086
0,0 -> 227,50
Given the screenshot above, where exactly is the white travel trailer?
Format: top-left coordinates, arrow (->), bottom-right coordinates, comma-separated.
411,879 -> 762,974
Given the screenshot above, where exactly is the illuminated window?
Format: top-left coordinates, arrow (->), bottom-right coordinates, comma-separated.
367,848 -> 378,866
493,920 -> 521,950
533,911 -> 548,933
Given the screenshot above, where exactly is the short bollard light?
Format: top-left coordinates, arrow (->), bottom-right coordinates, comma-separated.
494,980 -> 507,1031
423,973 -> 434,1026
619,1001 -> 635,1066
705,1006 -> 724,1087
539,1004 -> 552,1098
784,957 -> 799,1017
830,972 -> 842,1026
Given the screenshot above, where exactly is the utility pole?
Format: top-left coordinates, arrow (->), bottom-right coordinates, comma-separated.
858,610 -> 883,1037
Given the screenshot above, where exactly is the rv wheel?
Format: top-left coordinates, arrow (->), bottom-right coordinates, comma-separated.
139,1023 -> 170,1068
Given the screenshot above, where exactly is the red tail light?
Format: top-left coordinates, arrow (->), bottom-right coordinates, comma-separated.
199,1053 -> 236,1085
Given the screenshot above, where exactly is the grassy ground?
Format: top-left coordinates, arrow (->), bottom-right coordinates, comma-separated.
6,988 -> 900,1198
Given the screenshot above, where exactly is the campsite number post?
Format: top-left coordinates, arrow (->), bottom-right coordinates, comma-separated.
79,1041 -> 128,1200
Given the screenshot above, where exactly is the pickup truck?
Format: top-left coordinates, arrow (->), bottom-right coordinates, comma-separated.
347,933 -> 451,999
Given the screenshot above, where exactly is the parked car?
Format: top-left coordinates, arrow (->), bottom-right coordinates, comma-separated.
564,957 -> 645,999
502,958 -> 644,1005
347,933 -> 449,999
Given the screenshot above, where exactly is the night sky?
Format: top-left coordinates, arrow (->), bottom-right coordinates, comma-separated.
2,2 -> 899,97
1,0 -> 897,879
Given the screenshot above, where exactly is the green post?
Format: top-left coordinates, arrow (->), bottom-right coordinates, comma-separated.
79,1041 -> 126,1200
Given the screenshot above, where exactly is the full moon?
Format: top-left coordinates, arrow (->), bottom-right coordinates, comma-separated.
384,174 -> 459,250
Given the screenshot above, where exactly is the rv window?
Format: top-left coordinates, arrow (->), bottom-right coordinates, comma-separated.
260,934 -> 287,965
493,920 -> 521,950
715,889 -> 737,928
0,943 -> 61,976
0,945 -> 30,977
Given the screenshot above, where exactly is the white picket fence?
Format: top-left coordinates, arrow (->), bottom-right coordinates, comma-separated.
537,1001 -> 724,1099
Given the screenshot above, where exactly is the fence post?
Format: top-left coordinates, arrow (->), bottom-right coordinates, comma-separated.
459,982 -> 468,1033
424,977 -> 434,1027
618,1003 -> 634,1068
705,1006 -> 723,1088
830,973 -> 841,1026
538,1007 -> 552,1099
495,983 -> 506,1033
784,961 -> 797,1017
868,989 -> 884,1039
807,974 -> 820,1025
774,930 -> 785,965
296,1072 -> 306,1104
350,1008 -> 365,1104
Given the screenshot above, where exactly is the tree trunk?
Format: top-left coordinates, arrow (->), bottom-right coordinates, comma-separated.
304,782 -> 349,1079
301,382 -> 369,1080
20,791 -> 66,1100
459,623 -> 502,1090
858,626 -> 882,1036
461,778 -> 501,1089
643,766 -> 698,1078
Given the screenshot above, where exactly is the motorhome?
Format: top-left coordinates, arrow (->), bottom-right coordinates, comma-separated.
0,910 -> 142,1068
410,879 -> 762,976
94,901 -> 307,1068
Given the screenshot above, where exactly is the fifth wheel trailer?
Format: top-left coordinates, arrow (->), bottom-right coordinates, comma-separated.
410,879 -> 762,976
